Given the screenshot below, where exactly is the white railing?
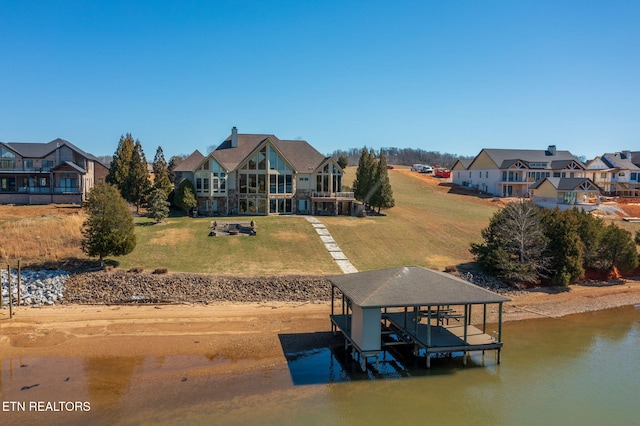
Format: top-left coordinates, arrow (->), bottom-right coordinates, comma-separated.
312,191 -> 354,198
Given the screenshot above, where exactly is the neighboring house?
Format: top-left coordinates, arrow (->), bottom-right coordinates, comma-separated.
0,138 -> 108,205
451,158 -> 472,186
529,177 -> 601,211
456,145 -> 585,197
585,151 -> 640,197
175,128 -> 354,216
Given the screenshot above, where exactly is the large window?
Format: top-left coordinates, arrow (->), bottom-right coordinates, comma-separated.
59,175 -> 77,192
238,145 -> 294,214
195,159 -> 227,196
0,148 -> 16,169
1,177 -> 16,191
315,163 -> 341,193
269,198 -> 292,214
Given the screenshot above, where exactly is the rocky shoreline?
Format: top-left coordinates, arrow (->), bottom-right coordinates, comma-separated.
63,271 -> 333,304
0,270 -> 68,307
2,269 -> 521,307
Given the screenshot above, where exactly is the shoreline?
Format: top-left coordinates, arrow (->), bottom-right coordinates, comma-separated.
2,279 -> 640,370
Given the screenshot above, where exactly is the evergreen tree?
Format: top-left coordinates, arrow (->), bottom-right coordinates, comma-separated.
353,147 -> 376,207
152,146 -> 173,197
167,154 -> 187,185
81,183 -> 136,267
128,139 -> 152,212
370,152 -> 395,213
106,134 -> 135,198
596,224 -> 638,273
148,186 -> 170,223
541,208 -> 584,286
573,209 -> 605,269
174,178 -> 198,214
337,154 -> 348,169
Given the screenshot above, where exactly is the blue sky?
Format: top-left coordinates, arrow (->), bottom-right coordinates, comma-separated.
1,1 -> 639,160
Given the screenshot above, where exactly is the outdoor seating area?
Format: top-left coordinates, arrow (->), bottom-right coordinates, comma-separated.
209,221 -> 256,236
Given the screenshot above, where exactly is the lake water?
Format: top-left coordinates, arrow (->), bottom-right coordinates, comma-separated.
2,306 -> 639,425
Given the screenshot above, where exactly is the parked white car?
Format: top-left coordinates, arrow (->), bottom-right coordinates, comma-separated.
411,164 -> 433,173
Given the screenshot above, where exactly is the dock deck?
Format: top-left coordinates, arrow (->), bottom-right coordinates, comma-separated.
384,311 -> 501,352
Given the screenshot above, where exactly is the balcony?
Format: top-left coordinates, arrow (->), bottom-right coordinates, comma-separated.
312,191 -> 355,199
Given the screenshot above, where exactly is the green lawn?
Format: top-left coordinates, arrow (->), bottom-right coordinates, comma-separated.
322,170 -> 499,272
116,169 -> 499,275
117,215 -> 342,275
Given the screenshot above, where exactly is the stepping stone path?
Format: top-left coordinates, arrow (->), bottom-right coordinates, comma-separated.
304,217 -> 358,274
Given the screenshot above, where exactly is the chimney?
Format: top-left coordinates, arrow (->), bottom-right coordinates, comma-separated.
231,126 -> 238,148
624,150 -> 631,159
547,145 -> 556,156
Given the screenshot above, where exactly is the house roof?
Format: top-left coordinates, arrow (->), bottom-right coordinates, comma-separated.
173,150 -> 205,172
52,161 -> 87,173
3,138 -> 101,162
452,158 -> 472,170
474,147 -> 582,170
276,139 -> 328,173
530,177 -> 599,191
600,153 -> 640,171
328,266 -> 509,308
211,131 -> 328,173
213,134 -> 274,171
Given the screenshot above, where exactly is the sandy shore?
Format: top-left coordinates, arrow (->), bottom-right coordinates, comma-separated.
2,280 -> 640,376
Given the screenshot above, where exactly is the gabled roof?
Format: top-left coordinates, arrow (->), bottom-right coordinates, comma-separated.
52,161 -> 87,173
173,150 -> 205,172
2,138 -> 101,162
452,158 -> 472,170
213,134 -> 274,171
211,131 -> 327,173
470,147 -> 582,170
601,153 -> 640,171
549,159 -> 583,170
276,139 -> 328,173
329,266 -> 509,308
530,177 -> 599,191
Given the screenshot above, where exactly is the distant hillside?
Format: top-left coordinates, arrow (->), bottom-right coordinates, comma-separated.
331,147 -> 473,168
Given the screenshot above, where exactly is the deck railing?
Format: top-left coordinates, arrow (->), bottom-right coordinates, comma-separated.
312,191 -> 354,198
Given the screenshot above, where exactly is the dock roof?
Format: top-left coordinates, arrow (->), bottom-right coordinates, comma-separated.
329,266 -> 510,308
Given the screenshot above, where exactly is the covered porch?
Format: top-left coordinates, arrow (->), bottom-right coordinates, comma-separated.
311,191 -> 355,216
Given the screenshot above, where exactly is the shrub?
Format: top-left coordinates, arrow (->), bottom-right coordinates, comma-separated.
152,267 -> 168,274
128,266 -> 144,273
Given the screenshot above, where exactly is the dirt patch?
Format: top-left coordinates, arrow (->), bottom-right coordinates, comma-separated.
149,228 -> 190,246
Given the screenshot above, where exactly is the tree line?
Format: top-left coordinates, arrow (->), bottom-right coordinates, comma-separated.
471,201 -> 638,286
332,147 -> 473,169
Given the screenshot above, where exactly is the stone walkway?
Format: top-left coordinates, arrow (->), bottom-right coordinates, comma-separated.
304,216 -> 358,274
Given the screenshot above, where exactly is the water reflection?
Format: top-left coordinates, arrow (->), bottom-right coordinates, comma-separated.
83,356 -> 144,409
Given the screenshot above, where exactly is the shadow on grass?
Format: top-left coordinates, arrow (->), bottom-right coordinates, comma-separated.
18,257 -> 120,273
440,182 -> 494,199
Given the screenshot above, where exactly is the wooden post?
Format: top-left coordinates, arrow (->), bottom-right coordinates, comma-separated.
17,260 -> 21,306
482,304 -> 487,333
7,264 -> 12,319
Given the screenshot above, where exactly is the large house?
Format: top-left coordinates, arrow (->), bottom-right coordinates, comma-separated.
453,145 -> 586,197
174,128 -> 355,216
0,138 -> 108,205
585,151 -> 640,197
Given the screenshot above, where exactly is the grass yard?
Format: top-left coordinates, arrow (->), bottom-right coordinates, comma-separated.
117,215 -> 343,275
322,168 -> 500,271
